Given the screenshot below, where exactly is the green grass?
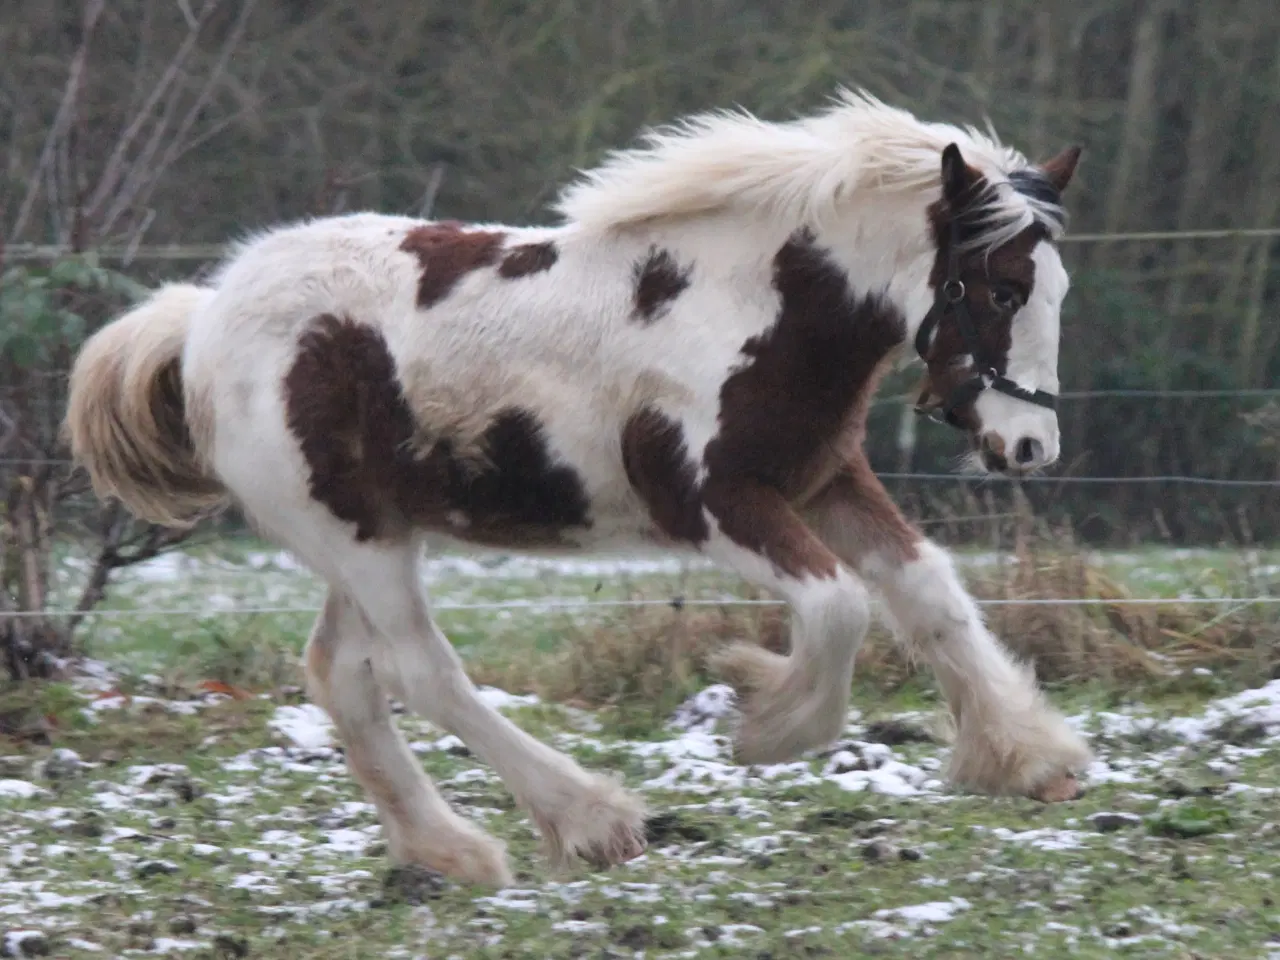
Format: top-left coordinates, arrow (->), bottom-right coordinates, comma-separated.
3,540 -> 1278,956
2,675 -> 1280,958
50,537 -> 1279,662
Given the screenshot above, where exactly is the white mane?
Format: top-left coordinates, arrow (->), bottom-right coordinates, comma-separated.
555,88 -> 1062,250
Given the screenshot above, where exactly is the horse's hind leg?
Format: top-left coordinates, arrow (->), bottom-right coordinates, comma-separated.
347,543 -> 647,871
279,520 -> 646,871
304,588 -> 512,886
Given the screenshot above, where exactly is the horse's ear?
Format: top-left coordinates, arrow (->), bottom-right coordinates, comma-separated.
1040,145 -> 1082,193
940,143 -> 979,207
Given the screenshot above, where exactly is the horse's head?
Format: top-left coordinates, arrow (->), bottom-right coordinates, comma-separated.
914,143 -> 1080,476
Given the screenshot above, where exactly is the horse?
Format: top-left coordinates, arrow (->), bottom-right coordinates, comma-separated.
65,89 -> 1092,887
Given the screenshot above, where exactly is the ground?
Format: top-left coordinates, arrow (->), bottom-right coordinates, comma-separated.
2,543 -> 1279,958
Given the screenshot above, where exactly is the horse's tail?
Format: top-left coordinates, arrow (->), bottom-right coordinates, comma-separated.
65,283 -> 229,527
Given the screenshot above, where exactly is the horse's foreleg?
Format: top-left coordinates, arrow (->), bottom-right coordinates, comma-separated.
700,480 -> 873,764
804,458 -> 1091,801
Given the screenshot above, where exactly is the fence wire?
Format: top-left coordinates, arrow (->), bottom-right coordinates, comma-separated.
3,457 -> 1279,488
3,594 -> 1279,619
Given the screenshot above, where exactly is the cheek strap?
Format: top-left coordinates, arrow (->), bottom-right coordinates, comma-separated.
914,225 -> 1058,431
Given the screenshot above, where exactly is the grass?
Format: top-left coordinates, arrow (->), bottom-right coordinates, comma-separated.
40,531 -> 1280,713
0,677 -> 277,762
2,671 -> 1280,958
1,536 -> 1278,956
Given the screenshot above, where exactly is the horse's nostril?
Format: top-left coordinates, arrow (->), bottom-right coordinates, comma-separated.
1014,437 -> 1043,466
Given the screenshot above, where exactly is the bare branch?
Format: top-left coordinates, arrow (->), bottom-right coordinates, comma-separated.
66,507 -> 192,635
7,0 -> 106,244
176,0 -> 199,31
82,0 -> 220,224
97,69 -> 189,236
104,0 -> 259,234
0,407 -> 19,457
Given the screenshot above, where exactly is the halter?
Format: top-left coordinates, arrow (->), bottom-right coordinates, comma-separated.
913,216 -> 1057,431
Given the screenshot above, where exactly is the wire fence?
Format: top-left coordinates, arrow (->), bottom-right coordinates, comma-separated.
6,461 -> 1277,486
4,226 -> 1277,627
5,458 -> 1274,488
3,594 -> 1279,619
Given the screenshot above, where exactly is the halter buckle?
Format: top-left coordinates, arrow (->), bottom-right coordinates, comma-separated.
914,217 -> 1059,432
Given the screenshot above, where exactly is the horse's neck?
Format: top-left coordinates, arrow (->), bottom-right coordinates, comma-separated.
810,212 -> 937,343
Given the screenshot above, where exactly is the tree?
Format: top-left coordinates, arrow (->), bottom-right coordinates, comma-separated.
0,256 -> 193,678
1,0 -> 257,679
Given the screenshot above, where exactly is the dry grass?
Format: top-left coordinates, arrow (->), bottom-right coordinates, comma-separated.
972,530 -> 1278,684
0,675 -> 273,759
470,601 -> 790,724
470,529 -> 1279,715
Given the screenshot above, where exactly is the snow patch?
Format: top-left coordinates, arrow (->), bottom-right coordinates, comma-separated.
0,779 -> 45,799
269,704 -> 335,749
475,687 -> 540,711
477,889 -> 541,912
670,685 -> 736,733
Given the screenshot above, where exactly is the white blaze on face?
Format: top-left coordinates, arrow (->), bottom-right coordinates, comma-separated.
973,240 -> 1067,469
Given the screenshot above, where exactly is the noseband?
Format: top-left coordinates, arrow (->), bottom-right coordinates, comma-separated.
913,218 -> 1057,431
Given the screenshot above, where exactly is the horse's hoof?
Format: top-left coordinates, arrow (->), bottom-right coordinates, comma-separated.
1028,772 -> 1084,803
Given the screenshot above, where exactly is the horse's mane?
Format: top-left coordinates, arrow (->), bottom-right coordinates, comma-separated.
554,89 -> 1064,251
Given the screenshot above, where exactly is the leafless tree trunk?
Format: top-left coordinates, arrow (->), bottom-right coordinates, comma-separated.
1234,32 -> 1280,385
1104,0 -> 1169,237
1026,9 -> 1057,160
1,0 -> 255,680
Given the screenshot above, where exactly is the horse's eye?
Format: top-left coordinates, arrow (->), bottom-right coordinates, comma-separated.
990,284 -> 1021,311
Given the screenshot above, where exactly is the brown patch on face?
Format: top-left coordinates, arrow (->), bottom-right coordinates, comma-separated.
701,229 -> 906,579
283,314 -> 590,544
400,223 -> 505,308
632,247 -> 692,323
621,408 -> 708,544
804,453 -> 921,569
499,241 -> 558,278
918,190 -> 1046,434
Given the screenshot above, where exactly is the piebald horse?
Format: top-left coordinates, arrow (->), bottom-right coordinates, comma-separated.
67,90 -> 1092,886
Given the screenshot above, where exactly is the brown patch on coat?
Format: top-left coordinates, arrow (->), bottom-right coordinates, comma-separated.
704,229 -> 906,496
499,241 -> 559,278
701,229 -> 907,580
804,453 -> 921,569
400,223 -> 505,308
705,481 -> 843,581
282,314 -> 590,544
450,408 -> 592,544
621,408 -> 708,544
302,594 -> 341,710
632,247 -> 692,323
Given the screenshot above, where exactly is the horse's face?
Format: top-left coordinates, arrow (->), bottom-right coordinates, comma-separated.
915,145 -> 1080,476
